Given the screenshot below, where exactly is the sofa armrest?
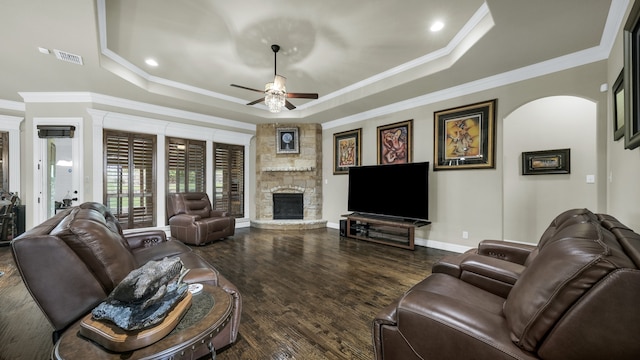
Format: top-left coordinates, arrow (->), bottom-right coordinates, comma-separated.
459,254 -> 525,297
477,240 -> 536,265
460,254 -> 524,285
169,213 -> 201,226
432,250 -> 477,278
210,210 -> 230,218
124,230 -> 168,249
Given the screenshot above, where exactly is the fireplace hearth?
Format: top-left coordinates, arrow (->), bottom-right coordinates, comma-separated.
273,193 -> 303,220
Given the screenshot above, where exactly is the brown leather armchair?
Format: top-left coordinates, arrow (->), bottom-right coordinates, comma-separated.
373,210 -> 640,360
167,192 -> 235,246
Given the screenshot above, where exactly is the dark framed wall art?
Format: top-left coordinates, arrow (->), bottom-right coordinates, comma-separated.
433,99 -> 496,170
377,120 -> 412,165
333,128 -> 361,174
521,148 -> 570,175
276,127 -> 299,154
613,69 -> 625,141
624,1 -> 640,149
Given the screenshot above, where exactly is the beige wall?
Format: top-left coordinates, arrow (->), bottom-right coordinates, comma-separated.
322,62 -> 608,250
503,96 -> 598,242
606,0 -> 640,232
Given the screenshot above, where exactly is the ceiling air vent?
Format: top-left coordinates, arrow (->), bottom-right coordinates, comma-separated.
53,49 -> 83,65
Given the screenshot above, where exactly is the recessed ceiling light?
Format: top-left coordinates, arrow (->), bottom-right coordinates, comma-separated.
430,21 -> 444,32
145,58 -> 158,67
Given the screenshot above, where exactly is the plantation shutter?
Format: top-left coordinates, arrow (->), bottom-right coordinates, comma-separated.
0,132 -> 8,192
214,143 -> 244,217
104,131 -> 156,229
166,138 -> 205,193
188,141 -> 205,192
214,145 -> 230,212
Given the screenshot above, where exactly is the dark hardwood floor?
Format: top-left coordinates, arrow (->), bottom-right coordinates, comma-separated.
0,227 -> 454,360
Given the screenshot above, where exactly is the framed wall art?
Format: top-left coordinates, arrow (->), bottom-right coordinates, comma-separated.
276,127 -> 299,154
433,99 -> 496,170
624,1 -> 640,149
613,69 -> 625,141
377,120 -> 412,165
333,128 -> 361,174
521,148 -> 570,175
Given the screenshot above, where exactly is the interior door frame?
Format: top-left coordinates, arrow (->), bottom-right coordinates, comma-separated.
33,117 -> 83,224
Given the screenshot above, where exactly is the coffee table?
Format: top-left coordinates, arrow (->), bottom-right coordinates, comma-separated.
52,284 -> 233,360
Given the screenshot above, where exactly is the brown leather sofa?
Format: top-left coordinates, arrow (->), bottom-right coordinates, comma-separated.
11,202 -> 241,355
373,209 -> 640,360
167,192 -> 235,246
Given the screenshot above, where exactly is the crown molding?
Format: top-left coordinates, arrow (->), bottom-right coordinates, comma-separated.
0,99 -> 26,112
323,44 -> 609,130
88,108 -> 253,145
19,91 -> 256,132
323,0 -> 626,129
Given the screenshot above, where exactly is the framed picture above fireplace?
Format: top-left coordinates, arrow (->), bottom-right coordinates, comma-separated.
276,127 -> 299,154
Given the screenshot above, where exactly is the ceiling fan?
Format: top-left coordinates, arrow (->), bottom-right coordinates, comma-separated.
231,44 -> 318,112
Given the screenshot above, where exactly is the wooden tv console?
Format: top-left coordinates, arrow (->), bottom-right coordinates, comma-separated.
344,214 -> 430,250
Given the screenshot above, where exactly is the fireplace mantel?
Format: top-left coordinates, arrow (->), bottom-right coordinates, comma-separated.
261,166 -> 315,172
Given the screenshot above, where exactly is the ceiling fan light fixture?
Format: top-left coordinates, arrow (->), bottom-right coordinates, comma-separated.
265,88 -> 286,113
230,44 -> 317,112
265,75 -> 287,112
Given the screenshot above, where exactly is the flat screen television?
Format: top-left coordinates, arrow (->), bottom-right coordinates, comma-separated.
347,162 -> 429,222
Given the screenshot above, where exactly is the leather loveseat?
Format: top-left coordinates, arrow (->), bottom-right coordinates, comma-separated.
11,202 -> 242,355
373,209 -> 640,360
167,192 -> 235,246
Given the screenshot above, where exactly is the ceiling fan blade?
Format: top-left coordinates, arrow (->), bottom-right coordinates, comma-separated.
285,100 -> 297,110
231,84 -> 264,93
287,92 -> 319,99
247,98 -> 265,106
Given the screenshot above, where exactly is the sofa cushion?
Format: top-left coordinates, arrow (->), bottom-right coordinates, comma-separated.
50,207 -> 137,292
504,221 -> 636,352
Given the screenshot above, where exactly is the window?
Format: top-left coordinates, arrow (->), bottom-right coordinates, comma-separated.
167,137 -> 205,193
104,131 -> 156,229
0,132 -> 8,192
214,143 -> 244,217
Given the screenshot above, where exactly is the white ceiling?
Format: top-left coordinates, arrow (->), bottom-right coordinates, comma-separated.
0,0 -> 626,128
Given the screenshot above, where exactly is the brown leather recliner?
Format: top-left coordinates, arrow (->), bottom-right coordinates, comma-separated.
373,210 -> 640,360
167,192 -> 235,246
11,202 -> 242,354
431,208 -> 598,297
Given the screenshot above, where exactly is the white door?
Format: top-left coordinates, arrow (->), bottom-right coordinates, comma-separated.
34,119 -> 83,223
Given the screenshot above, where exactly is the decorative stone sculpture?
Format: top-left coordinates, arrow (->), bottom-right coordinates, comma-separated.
92,257 -> 189,330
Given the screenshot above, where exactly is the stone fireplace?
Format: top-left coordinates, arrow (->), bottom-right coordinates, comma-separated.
251,123 -> 326,230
